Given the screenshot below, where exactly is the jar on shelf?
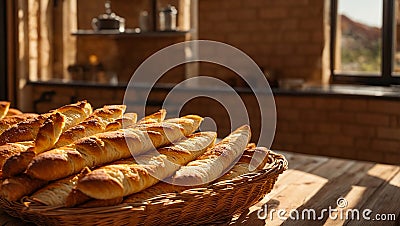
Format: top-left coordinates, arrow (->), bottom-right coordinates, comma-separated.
159,5 -> 178,31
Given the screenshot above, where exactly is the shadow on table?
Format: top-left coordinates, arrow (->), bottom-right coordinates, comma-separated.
223,162 -> 399,226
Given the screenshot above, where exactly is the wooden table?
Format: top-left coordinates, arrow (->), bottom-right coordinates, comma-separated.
226,151 -> 400,226
1,152 -> 399,225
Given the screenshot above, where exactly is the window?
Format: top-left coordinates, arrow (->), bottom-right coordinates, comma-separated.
331,0 -> 400,85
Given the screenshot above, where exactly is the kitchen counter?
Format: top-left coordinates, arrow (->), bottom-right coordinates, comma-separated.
1,152 -> 398,225
28,80 -> 400,100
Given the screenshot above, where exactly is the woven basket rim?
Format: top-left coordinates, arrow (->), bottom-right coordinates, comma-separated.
1,150 -> 288,225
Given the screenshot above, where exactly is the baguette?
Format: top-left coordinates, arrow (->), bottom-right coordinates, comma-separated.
104,113 -> 137,132
0,101 -> 92,145
30,131 -> 215,207
0,141 -> 34,177
30,168 -> 91,206
136,109 -> 166,124
5,108 -> 23,116
215,147 -> 269,182
171,125 -> 251,186
27,112 -> 165,207
26,116 -> 203,181
32,101 -> 93,153
0,174 -> 47,201
0,115 -> 49,145
54,100 -> 92,131
76,131 -> 217,200
31,112 -> 65,154
0,113 -> 38,135
122,144 -> 265,204
103,109 -> 165,132
0,102 -> 10,120
55,105 -> 127,148
0,103 -> 94,178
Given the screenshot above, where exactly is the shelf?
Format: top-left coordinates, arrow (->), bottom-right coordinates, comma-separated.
71,29 -> 190,38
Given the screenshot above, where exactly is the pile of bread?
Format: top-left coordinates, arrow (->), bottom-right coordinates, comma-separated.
0,100 -> 270,208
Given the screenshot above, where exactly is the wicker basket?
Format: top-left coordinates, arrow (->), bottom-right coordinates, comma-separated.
0,151 -> 287,226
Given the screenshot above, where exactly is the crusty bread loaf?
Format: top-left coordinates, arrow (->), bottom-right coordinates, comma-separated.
0,113 -> 38,135
54,100 -> 92,131
33,100 -> 94,152
215,147 -> 269,182
0,101 -> 92,145
104,112 -> 137,132
30,168 -> 91,206
55,105 -> 126,148
136,109 -> 166,125
3,107 -> 134,178
1,150 -> 35,178
76,131 -> 216,200
0,174 -> 47,201
29,131 -> 215,207
5,108 -> 22,116
0,141 -> 34,177
26,116 -> 203,181
122,145 -> 267,204
0,102 -> 94,177
171,125 -> 251,186
0,102 -> 10,120
0,115 -> 48,145
32,112 -> 65,154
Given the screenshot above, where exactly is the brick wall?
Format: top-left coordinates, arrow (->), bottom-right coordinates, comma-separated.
273,96 -> 400,165
198,0 -> 329,84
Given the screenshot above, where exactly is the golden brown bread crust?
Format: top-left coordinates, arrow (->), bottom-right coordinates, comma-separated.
65,189 -> 91,207
0,174 -> 47,201
105,113 -> 137,132
1,150 -> 35,178
123,145 -> 268,204
0,102 -> 10,120
5,108 -> 23,116
0,114 -> 38,135
0,115 -> 48,145
1,104 -> 116,178
0,142 -> 34,175
0,101 -> 91,145
27,146 -> 86,181
215,147 -> 269,182
32,112 -> 65,154
30,168 -> 91,206
55,105 -> 126,147
54,100 -> 92,131
76,132 -> 216,200
26,116 -> 203,181
137,109 -> 166,124
171,125 -> 251,186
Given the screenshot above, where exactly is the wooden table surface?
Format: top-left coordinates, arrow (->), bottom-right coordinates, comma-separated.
226,151 -> 400,226
1,151 -> 399,225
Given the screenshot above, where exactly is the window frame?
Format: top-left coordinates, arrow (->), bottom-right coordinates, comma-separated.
330,0 -> 400,86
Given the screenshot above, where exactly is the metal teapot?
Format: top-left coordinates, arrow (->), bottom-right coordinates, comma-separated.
92,0 -> 125,32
